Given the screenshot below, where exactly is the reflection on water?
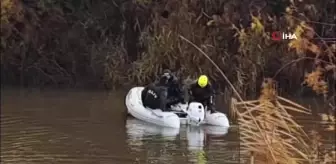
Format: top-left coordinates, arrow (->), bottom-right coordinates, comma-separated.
126,118 -> 180,141
125,118 -> 238,163
1,88 -> 240,164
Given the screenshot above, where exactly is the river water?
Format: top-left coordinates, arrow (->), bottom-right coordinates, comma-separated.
1,88 -> 240,164
0,88 -> 333,164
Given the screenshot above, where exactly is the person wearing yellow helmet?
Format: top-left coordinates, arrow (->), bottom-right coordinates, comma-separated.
197,75 -> 209,88
184,75 -> 216,113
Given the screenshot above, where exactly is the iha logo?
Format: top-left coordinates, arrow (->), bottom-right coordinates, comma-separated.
271,31 -> 297,41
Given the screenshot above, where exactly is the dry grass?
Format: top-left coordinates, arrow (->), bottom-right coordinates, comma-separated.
129,6 -> 212,85
122,0 -> 335,102
103,37 -> 130,88
230,78 -> 335,164
170,14 -> 335,164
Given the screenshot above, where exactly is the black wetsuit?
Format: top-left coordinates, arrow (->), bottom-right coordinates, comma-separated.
166,78 -> 185,107
141,83 -> 169,111
186,82 -> 216,113
141,71 -> 185,111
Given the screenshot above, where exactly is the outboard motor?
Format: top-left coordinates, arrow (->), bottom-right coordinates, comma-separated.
187,102 -> 205,126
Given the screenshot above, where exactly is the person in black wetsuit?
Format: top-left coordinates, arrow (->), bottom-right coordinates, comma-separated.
141,69 -> 185,111
184,75 -> 216,113
165,72 -> 186,108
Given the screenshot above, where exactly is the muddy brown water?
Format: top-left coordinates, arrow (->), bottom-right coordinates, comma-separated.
0,88 -> 333,164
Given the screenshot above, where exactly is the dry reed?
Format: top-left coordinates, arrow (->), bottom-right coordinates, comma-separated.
231,78 -> 335,164
177,13 -> 335,163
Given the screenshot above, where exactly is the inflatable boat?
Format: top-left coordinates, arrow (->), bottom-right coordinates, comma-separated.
125,87 -> 205,128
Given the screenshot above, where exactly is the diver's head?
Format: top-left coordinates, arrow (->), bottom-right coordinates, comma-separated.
197,75 -> 208,88
160,69 -> 172,86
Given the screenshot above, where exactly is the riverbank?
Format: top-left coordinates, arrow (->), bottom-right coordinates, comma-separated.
1,0 -> 335,98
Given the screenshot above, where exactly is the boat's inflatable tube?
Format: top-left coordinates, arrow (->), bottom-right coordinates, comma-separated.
204,111 -> 230,127
125,87 -> 181,128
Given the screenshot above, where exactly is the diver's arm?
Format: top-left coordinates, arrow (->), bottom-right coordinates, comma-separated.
167,97 -> 181,106
204,83 -> 215,97
182,84 -> 191,103
173,81 -> 185,103
182,78 -> 196,103
207,84 -> 216,105
159,89 -> 168,111
178,86 -> 186,104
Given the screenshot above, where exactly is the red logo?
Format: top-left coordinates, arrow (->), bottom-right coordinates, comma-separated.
271,31 -> 281,41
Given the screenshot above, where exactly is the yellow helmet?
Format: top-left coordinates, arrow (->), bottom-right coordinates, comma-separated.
197,75 -> 208,88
